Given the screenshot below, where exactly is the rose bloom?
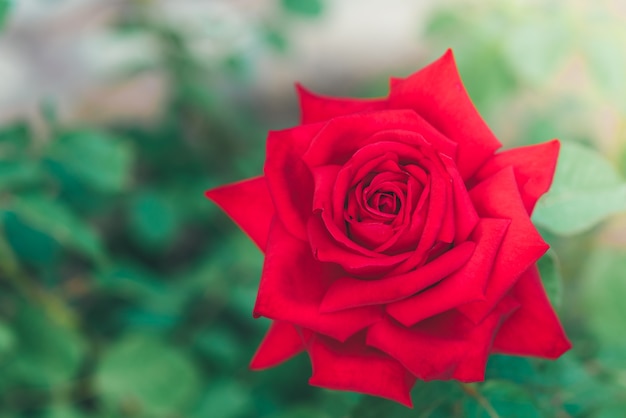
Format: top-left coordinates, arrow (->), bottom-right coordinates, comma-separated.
206,50 -> 570,406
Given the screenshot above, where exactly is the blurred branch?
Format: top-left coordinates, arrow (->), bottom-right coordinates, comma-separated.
459,383 -> 501,418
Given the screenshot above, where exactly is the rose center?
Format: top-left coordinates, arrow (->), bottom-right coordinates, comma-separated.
369,192 -> 400,215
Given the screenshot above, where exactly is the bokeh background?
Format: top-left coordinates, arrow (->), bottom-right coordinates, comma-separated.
1,0 -> 626,417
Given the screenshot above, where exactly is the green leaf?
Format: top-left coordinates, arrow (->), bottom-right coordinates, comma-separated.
46,131 -> 133,193
45,405 -> 86,418
485,355 -> 537,385
96,334 -> 200,416
191,381 -> 251,418
9,193 -> 105,263
0,0 -> 11,29
6,304 -> 85,388
263,25 -> 289,53
129,190 -> 179,250
463,381 -> 541,418
0,161 -> 43,191
583,29 -> 626,112
193,327 -> 243,369
532,142 -> 626,235
536,249 -> 563,309
580,248 -> 626,355
3,211 -> 61,265
281,0 -> 324,17
502,19 -> 569,85
0,320 -> 15,359
349,381 -> 458,418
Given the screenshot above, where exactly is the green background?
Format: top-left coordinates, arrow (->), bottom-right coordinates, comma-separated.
0,0 -> 625,416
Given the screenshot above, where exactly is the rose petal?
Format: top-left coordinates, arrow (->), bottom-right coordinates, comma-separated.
388,49 -> 501,179
254,219 -> 383,340
205,176 -> 274,251
265,126 -> 324,240
459,167 -> 549,323
391,161 -> 449,274
441,154 -> 479,243
250,321 -> 306,370
492,266 -> 571,359
296,83 -> 388,125
320,241 -> 475,312
386,218 -> 511,326
307,334 -> 415,407
472,140 -> 560,214
308,213 -> 410,276
367,297 -> 519,382
302,110 -> 456,168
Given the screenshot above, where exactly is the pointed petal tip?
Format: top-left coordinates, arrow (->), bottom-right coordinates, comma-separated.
249,355 -> 270,371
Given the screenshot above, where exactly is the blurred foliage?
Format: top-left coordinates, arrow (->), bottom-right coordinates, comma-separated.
0,0 -> 625,417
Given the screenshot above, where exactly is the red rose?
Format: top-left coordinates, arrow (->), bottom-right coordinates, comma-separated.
206,50 -> 571,406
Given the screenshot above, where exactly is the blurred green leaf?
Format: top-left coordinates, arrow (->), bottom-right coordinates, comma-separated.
263,25 -> 289,53
129,190 -> 180,250
349,381 -> 458,418
3,211 -> 61,265
281,0 -> 324,17
580,248 -> 626,357
595,403 -> 626,418
539,353 -> 619,416
0,161 -> 42,190
46,131 -> 133,193
96,334 -> 200,416
193,327 -> 243,369
6,304 -> 85,388
0,0 -> 11,29
537,249 -> 563,309
9,193 -> 106,263
0,122 -> 29,159
463,381 -> 541,418
424,10 -> 465,38
502,19 -> 569,85
0,320 -> 15,359
191,381 -> 251,418
485,355 -> 537,385
583,30 -> 626,112
45,405 -> 86,418
453,44 -> 517,113
533,142 -> 626,235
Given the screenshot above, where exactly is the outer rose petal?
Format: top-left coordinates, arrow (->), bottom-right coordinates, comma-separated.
492,266 -> 571,358
296,83 -> 388,124
472,140 -> 560,214
205,177 -> 274,251
388,49 -> 501,179
386,218 -> 510,326
265,125 -> 325,240
302,109 -> 457,168
459,167 -> 549,323
320,241 -> 475,312
367,297 -> 518,382
307,334 -> 415,407
254,219 -> 383,341
250,321 -> 306,370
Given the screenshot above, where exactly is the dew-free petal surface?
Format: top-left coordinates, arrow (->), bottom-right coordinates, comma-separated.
492,266 -> 571,359
473,140 -> 560,214
460,167 -> 549,323
250,321 -> 306,370
389,49 -> 501,179
307,334 -> 415,407
296,83 -> 388,125
254,220 -> 383,341
205,176 -> 274,251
